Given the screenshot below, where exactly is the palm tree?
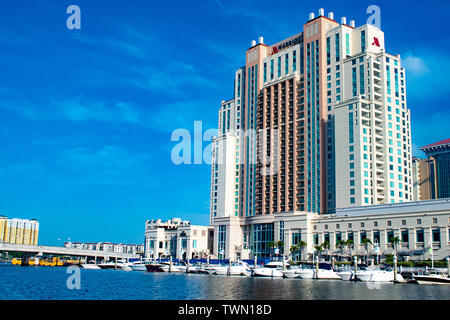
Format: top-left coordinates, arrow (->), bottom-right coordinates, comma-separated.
290,245 -> 298,261
277,240 -> 284,255
321,241 -> 330,261
390,236 -> 400,256
361,238 -> 373,263
268,241 -> 276,254
346,239 -> 354,261
314,244 -> 323,261
298,241 -> 307,261
336,240 -> 346,261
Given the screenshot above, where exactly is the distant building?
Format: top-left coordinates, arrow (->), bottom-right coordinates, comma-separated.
420,138 -> 450,199
412,157 -> 435,201
0,216 -> 39,245
144,218 -> 214,260
63,241 -> 144,255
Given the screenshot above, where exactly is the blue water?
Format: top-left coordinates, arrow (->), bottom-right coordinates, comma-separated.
0,265 -> 449,300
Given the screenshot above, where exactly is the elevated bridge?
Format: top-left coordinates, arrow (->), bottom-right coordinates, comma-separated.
0,243 -> 139,261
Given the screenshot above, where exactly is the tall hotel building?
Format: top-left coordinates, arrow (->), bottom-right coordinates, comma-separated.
210,9 -> 416,259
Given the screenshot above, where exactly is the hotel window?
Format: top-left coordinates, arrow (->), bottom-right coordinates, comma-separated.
401,230 -> 409,243
416,219 -> 421,225
292,232 -> 301,245
326,37 -> 331,65
416,229 -> 424,243
278,56 -> 281,77
270,60 -> 274,79
335,34 -> 340,62
348,223 -> 352,228
218,225 -> 226,259
192,239 -> 197,249
361,30 -> 366,52
432,218 -> 437,224
432,229 -> 441,243
347,232 -> 354,242
352,67 -> 357,96
313,234 -> 319,245
360,231 -> 367,242
345,33 -> 350,55
263,62 -> 267,82
374,221 -> 378,227
360,64 -> 365,94
293,50 -> 297,72
387,221 -> 392,226
373,231 -> 380,244
387,230 -> 394,243
336,233 -> 342,243
285,53 -> 289,74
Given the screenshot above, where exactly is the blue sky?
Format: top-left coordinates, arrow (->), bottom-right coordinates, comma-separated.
0,0 -> 448,245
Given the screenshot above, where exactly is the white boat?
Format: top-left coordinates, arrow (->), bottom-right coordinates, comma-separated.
336,270 -> 355,281
355,265 -> 405,282
337,264 -> 369,281
204,261 -> 252,276
253,261 -> 289,278
204,263 -> 228,275
81,263 -> 101,270
129,260 -> 148,271
316,268 -> 341,280
187,262 -> 208,274
159,261 -> 188,273
414,269 -> 450,284
98,259 -> 132,271
282,268 -> 300,278
296,268 -> 315,279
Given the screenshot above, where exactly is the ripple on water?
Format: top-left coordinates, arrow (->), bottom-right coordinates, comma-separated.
0,266 -> 449,300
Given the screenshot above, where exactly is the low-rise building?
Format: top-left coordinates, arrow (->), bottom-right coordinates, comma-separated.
144,218 -> 214,260
212,198 -> 450,261
64,241 -> 144,255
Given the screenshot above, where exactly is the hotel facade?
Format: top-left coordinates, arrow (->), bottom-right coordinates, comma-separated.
144,218 -> 214,260
209,9 -> 448,261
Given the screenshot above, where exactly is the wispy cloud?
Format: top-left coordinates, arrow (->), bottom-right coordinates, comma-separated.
0,96 -> 142,125
402,50 -> 450,100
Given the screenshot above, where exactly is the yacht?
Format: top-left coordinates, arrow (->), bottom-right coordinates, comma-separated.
204,261 -> 252,276
315,263 -> 341,280
187,262 -> 208,274
98,259 -> 132,271
144,261 -> 188,273
129,260 -> 148,271
253,261 -> 289,278
337,264 -> 369,281
80,262 -> 101,270
145,261 -> 166,272
282,266 -> 301,278
413,269 -> 450,284
355,265 -> 405,282
204,262 -> 229,275
295,264 -> 315,279
159,261 -> 188,273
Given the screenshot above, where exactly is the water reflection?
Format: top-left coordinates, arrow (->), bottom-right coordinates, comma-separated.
0,266 -> 449,300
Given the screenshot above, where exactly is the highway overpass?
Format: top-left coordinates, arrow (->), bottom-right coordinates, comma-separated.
0,243 -> 139,260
